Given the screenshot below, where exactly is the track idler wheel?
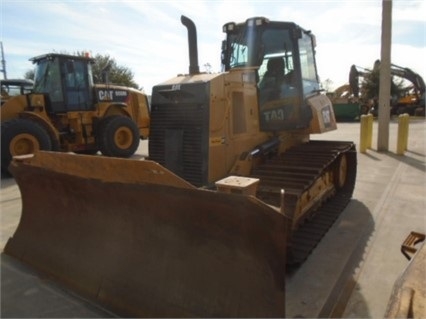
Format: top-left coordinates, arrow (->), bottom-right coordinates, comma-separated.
335,153 -> 348,189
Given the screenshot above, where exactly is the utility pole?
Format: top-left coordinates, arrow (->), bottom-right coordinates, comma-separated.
377,0 -> 392,151
0,41 -> 7,80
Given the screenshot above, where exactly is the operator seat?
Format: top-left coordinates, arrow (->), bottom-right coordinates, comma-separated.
259,57 -> 285,103
259,57 -> 285,90
265,57 -> 285,78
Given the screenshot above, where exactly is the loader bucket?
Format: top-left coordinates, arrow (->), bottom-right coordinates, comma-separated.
4,151 -> 287,317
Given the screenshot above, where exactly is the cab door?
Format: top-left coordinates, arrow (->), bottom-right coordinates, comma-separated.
61,59 -> 94,111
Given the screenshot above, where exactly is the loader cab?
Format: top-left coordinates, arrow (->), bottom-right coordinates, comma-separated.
222,17 -> 319,131
31,53 -> 95,113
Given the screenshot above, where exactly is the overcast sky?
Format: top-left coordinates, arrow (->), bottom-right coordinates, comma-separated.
1,0 -> 425,93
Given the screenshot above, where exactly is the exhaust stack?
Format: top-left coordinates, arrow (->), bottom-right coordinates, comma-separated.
181,15 -> 200,75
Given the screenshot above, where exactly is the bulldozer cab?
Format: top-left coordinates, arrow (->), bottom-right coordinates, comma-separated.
221,17 -> 319,131
31,53 -> 95,113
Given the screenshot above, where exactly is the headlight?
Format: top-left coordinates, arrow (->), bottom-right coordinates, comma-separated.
246,17 -> 269,27
223,22 -> 236,32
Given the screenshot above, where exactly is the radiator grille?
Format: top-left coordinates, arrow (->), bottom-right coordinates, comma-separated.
149,83 -> 210,187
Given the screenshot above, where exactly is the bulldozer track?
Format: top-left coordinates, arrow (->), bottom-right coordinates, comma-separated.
250,140 -> 357,266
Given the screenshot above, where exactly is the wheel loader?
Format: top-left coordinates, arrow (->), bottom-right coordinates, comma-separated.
1,79 -> 33,105
0,53 -> 150,173
4,16 -> 356,317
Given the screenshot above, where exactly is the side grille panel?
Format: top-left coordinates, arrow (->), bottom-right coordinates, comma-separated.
150,83 -> 210,187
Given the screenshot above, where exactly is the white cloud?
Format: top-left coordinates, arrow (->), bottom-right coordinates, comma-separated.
1,0 -> 425,94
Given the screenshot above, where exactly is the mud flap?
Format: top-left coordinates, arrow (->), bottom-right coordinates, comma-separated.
5,151 -> 287,317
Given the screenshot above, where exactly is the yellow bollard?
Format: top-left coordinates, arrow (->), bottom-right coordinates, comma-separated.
366,113 -> 373,149
396,113 -> 409,155
403,114 -> 409,151
360,114 -> 369,153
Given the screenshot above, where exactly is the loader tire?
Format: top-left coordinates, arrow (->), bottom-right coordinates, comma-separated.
97,115 -> 140,158
1,118 -> 52,174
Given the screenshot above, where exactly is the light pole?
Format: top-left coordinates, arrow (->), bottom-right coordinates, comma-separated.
377,0 -> 392,151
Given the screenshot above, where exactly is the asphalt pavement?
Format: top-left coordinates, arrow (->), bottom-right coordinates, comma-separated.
1,117 -> 425,318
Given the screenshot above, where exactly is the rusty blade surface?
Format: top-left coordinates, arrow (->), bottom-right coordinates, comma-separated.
5,151 -> 287,317
384,235 -> 426,318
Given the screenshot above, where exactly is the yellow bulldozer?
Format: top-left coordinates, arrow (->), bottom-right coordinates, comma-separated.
4,16 -> 357,317
0,53 -> 150,174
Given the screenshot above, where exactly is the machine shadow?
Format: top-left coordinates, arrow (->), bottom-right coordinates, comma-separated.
285,199 -> 375,318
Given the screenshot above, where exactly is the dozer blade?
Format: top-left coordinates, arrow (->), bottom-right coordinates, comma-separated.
4,151 -> 287,317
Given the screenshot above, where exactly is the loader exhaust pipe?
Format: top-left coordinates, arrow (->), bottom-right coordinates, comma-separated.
181,15 -> 200,75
